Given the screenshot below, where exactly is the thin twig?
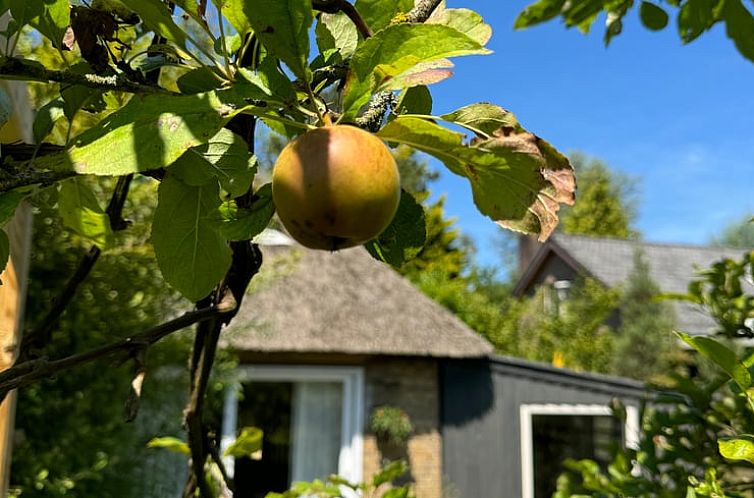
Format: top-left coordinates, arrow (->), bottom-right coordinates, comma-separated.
0,305 -> 230,402
0,57 -> 176,95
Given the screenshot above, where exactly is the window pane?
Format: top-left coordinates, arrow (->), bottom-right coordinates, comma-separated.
234,381 -> 343,497
531,414 -> 623,498
235,382 -> 293,498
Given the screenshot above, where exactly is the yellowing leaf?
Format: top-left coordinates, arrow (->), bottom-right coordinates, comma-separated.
377,114 -> 575,241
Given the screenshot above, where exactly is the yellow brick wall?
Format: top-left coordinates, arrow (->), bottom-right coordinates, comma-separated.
363,359 -> 443,498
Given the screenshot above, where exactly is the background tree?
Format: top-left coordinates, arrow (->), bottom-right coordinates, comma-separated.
610,250 -> 682,383
559,153 -> 639,239
710,214 -> 754,249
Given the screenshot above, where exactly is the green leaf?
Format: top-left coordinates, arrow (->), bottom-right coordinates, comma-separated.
387,59 -> 455,89
147,436 -> 190,455
676,331 -> 751,390
316,11 -> 358,59
0,187 -> 33,227
217,183 -> 275,241
365,190 -> 426,268
224,427 -> 263,458
396,85 -> 433,115
441,103 -> 519,136
33,98 -> 65,144
722,0 -> 754,63
640,1 -> 669,31
176,67 -> 226,94
172,0 -> 212,33
427,7 -> 493,46
10,0 -> 69,48
34,90 -> 244,176
152,174 -> 232,301
343,24 -> 490,117
719,436 -> 754,464
169,129 -> 256,197
377,115 -> 575,241
679,0 -> 721,43
371,460 -> 409,487
515,0 -> 567,29
58,178 -> 113,248
127,0 -> 190,51
213,0 -> 252,36
353,0 -> 414,32
243,0 -> 313,80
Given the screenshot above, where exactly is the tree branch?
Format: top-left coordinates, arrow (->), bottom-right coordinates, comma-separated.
21,175 -> 133,356
405,0 -> 443,23
312,0 -> 374,38
0,57 -> 177,95
0,305 -> 231,402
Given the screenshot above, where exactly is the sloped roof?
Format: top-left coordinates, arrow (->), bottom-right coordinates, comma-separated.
517,234 -> 751,335
223,239 -> 494,358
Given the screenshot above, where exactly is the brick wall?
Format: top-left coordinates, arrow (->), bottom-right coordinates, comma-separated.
363,358 -> 442,498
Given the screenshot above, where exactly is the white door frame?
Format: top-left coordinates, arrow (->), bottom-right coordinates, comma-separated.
519,403 -> 639,498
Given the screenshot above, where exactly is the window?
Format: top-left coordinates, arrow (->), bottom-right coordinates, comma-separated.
222,366 -> 364,497
520,403 -> 639,498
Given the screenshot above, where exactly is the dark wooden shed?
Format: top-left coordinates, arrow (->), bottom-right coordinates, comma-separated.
441,356 -> 646,498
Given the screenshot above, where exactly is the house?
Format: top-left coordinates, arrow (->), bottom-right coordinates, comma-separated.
514,233 -> 751,336
221,233 -> 646,498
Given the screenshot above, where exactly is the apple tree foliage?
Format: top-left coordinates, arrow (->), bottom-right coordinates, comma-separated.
516,0 -> 754,63
0,0 -> 576,495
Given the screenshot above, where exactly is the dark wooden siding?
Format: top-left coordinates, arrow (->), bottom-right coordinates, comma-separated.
440,357 -> 644,498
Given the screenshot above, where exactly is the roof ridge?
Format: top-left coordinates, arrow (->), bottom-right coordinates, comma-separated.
553,233 -> 749,252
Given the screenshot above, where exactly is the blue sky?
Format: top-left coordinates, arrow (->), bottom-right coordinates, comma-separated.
425,0 -> 754,269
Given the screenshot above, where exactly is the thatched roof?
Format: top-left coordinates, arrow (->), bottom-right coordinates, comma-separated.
223,235 -> 493,358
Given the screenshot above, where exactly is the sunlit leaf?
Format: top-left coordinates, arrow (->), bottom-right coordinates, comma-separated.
0,229 -> 8,282
127,0 -> 190,52
243,0 -> 313,80
58,178 -> 113,248
428,6 -> 492,45
677,331 -> 751,390
316,11 -> 358,59
152,175 -> 232,301
147,436 -> 190,455
377,114 -> 575,241
224,427 -> 263,459
9,0 -> 69,48
33,90 -> 253,176
343,24 -> 490,117
441,103 -> 519,136
217,183 -> 275,241
719,436 -> 754,464
169,129 -> 256,197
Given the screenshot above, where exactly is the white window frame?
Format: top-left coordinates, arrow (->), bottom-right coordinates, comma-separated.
520,403 -> 639,498
221,364 -> 365,484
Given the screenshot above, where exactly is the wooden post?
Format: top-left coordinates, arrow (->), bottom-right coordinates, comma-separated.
0,207 -> 32,492
0,21 -> 35,488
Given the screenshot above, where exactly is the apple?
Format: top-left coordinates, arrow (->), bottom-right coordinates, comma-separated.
272,125 -> 401,250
